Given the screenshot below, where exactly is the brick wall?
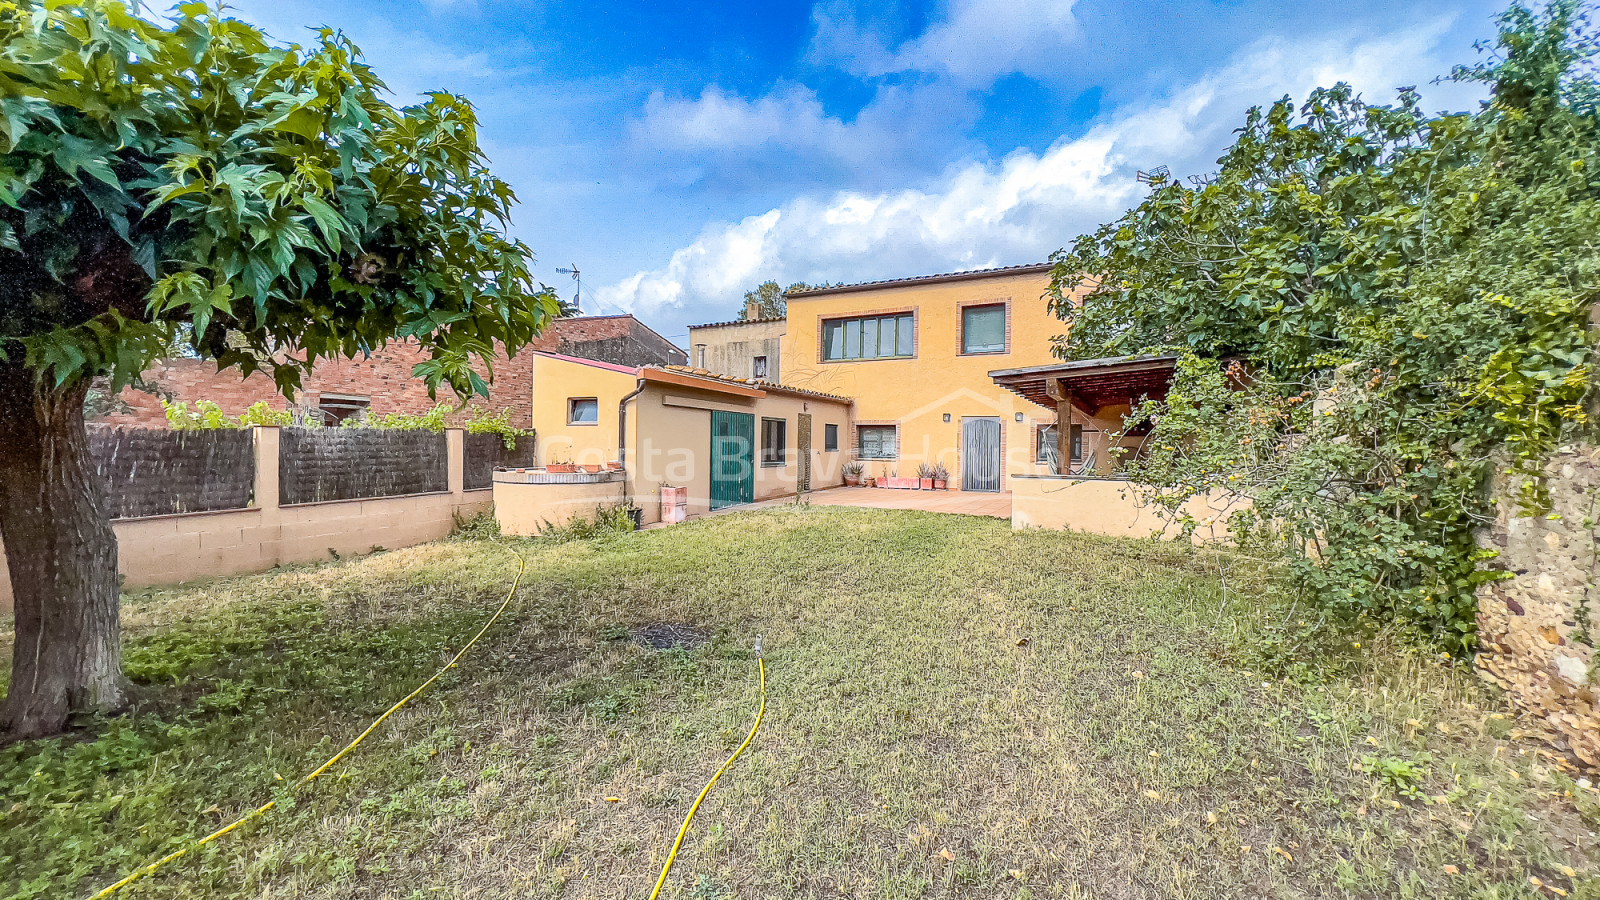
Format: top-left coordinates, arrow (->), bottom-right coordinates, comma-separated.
93,316 -> 682,429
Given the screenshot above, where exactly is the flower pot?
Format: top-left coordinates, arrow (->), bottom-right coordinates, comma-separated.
546,463 -> 577,473
863,477 -> 877,488
919,478 -> 934,490
582,464 -> 603,473
844,475 -> 861,486
934,479 -> 948,490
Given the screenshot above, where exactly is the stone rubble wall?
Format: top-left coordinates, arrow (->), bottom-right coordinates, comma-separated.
1477,444 -> 1599,771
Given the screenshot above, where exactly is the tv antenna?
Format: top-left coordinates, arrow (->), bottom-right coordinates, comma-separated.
555,264 -> 581,315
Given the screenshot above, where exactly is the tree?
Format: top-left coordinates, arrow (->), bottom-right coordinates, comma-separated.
0,1 -> 558,738
738,280 -> 829,319
1048,0 -> 1599,650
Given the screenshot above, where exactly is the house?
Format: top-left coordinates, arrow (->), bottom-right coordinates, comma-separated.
526,351 -> 640,468
779,263 -> 1069,491
494,365 -> 853,532
93,314 -> 685,430
686,308 -> 786,382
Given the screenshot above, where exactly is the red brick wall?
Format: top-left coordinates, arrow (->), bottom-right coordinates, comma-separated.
95,343 -> 534,429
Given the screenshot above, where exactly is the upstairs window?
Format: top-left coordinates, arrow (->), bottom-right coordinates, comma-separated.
857,425 -> 897,460
822,313 -> 915,361
761,417 -> 787,466
568,397 -> 599,425
961,304 -> 1007,354
752,355 -> 769,379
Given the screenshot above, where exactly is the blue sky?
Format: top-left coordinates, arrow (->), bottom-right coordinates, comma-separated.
221,0 -> 1503,345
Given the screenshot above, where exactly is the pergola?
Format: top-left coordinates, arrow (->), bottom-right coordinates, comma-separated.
989,355 -> 1178,473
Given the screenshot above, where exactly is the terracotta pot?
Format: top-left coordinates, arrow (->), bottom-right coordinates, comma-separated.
919,478 -> 934,490
844,475 -> 861,486
934,479 -> 948,490
863,477 -> 877,488
582,464 -> 603,473
546,463 -> 577,473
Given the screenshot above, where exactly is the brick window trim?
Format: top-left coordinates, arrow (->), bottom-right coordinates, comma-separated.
815,306 -> 920,364
852,420 -> 900,461
956,298 -> 1012,357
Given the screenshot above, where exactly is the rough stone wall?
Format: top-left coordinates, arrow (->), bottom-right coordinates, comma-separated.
1477,444 -> 1600,771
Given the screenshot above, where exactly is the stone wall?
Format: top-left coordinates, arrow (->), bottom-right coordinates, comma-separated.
1477,444 -> 1599,772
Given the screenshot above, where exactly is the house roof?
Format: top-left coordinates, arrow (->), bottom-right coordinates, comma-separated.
686,315 -> 787,330
785,262 -> 1053,299
645,366 -> 854,404
532,350 -> 639,376
989,355 -> 1178,412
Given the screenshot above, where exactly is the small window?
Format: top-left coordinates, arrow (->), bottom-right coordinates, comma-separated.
568,397 -> 599,425
1070,424 -> 1084,460
1036,424 -> 1059,464
317,395 -> 369,425
857,425 -> 897,460
961,304 -> 1007,354
752,355 -> 769,379
761,417 -> 787,466
824,423 -> 839,452
695,345 -> 707,368
821,313 -> 915,361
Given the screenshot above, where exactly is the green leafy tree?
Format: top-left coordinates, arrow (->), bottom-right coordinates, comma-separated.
739,280 -> 829,319
1049,1 -> 1599,650
0,1 -> 558,737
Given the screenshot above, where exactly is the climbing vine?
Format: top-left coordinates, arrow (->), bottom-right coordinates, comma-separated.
164,399 -> 532,448
1051,1 -> 1600,651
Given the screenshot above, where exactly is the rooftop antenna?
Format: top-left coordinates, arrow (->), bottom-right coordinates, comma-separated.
555,264 -> 581,316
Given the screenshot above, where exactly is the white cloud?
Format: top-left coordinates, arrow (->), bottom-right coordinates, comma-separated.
596,19 -> 1480,320
809,0 -> 1082,87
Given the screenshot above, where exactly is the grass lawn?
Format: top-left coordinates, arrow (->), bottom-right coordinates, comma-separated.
2,505 -> 1598,899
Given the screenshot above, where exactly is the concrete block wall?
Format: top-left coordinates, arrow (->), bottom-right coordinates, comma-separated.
0,427 -> 492,612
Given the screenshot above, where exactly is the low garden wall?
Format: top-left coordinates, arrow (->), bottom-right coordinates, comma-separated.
1010,475 -> 1246,544
0,426 -> 493,612
493,470 -> 626,535
1476,444 -> 1599,771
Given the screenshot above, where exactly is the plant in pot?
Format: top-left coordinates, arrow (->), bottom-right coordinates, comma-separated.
916,463 -> 936,490
932,462 -> 949,490
843,461 -> 864,487
545,454 -> 577,474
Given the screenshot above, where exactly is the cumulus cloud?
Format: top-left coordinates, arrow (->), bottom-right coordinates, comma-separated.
809,0 -> 1082,87
596,19 -> 1478,321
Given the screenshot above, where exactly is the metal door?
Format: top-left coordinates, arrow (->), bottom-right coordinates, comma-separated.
709,410 -> 755,510
796,413 -> 812,492
961,417 -> 1003,492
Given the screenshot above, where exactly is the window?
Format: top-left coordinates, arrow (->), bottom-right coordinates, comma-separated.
821,313 -> 915,361
752,355 -> 769,379
761,417 -> 787,466
695,344 -> 707,368
961,304 -> 1007,354
317,394 -> 369,425
1070,424 -> 1084,460
857,425 -> 897,460
824,423 -> 839,452
568,397 -> 599,425
1036,424 -> 1059,464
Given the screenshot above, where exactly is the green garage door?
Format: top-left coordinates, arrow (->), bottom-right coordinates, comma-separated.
710,410 -> 755,510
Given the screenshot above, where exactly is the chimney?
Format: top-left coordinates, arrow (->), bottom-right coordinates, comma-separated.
744,297 -> 763,320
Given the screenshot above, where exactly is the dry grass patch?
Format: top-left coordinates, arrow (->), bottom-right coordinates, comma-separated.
1,506 -> 1597,899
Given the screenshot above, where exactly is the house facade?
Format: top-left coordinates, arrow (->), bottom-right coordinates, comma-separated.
686,315 -> 786,383
527,351 -> 641,468
780,263 -> 1071,491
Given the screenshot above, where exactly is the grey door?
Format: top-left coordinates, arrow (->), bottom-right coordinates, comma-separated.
961,417 -> 1003,492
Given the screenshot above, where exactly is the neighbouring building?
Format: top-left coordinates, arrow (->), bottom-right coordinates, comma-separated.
92,314 -> 685,430
527,351 -> 641,469
779,263 -> 1071,491
686,312 -> 786,383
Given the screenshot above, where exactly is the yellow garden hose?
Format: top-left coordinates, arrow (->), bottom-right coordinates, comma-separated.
91,555 -> 529,898
646,639 -> 767,900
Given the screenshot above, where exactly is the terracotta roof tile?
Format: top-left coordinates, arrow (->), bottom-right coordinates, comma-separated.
686,315 -> 787,330
785,262 -> 1052,298
656,366 -> 853,404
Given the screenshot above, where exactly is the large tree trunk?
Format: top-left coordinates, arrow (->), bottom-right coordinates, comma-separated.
0,363 -> 125,739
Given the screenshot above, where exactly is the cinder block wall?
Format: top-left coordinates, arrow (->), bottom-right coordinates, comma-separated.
1477,445 -> 1600,772
0,427 -> 492,613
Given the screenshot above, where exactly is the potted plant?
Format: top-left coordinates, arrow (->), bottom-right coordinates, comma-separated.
843,461 -> 864,486
581,463 -> 603,473
932,462 -> 949,490
545,454 -> 576,474
880,468 -> 917,489
916,463 -> 936,490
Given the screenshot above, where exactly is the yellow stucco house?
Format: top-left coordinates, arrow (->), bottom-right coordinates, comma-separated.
781,263 -> 1080,491
527,351 -> 640,469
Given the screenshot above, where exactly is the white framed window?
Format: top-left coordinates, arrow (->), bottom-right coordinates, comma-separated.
753,355 -> 769,379
961,303 -> 1007,354
568,397 -> 599,425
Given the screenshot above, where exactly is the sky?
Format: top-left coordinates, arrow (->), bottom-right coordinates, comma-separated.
217,0 -> 1505,346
